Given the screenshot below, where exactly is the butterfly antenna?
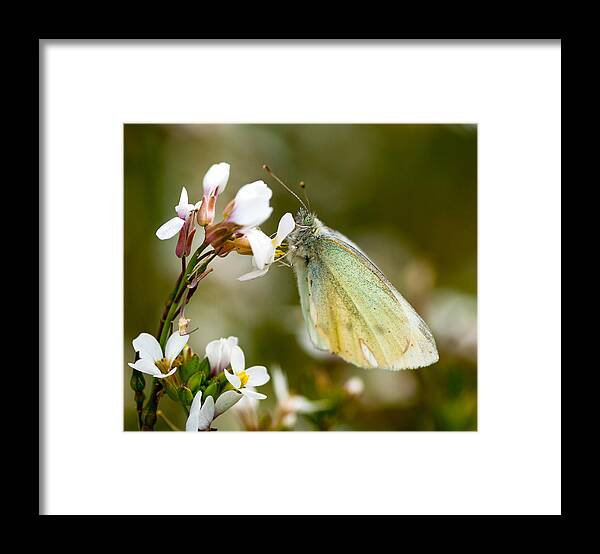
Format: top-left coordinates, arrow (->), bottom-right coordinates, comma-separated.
262,164 -> 308,210
298,180 -> 312,211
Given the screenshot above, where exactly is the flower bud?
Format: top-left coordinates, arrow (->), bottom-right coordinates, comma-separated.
175,216 -> 196,258
204,220 -> 240,250
203,162 -> 230,196
130,370 -> 146,392
178,386 -> 194,408
230,235 -> 253,256
182,344 -> 193,363
180,352 -> 201,383
203,381 -> 219,400
197,195 -> 217,227
186,371 -> 205,394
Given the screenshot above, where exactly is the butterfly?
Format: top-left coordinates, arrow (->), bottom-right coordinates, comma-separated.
287,207 -> 439,370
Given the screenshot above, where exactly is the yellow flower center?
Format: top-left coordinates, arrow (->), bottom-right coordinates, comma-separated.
238,370 -> 249,387
156,358 -> 171,373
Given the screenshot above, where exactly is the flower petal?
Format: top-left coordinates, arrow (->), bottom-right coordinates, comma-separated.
246,229 -> 275,269
203,162 -> 230,196
185,413 -> 199,432
221,337 -> 237,368
132,333 -> 163,362
205,336 -> 238,373
241,388 -> 267,400
274,212 -> 296,246
245,365 -> 270,387
227,336 -> 238,348
165,331 -> 189,363
230,345 -> 245,373
197,395 -> 215,430
177,186 -> 189,211
234,180 -> 272,202
238,267 -> 270,281
229,181 -> 273,228
176,187 -> 196,219
214,390 -> 243,417
156,217 -> 185,240
272,366 -> 289,403
224,369 -> 241,389
128,359 -> 162,378
232,202 -> 273,228
205,338 -> 224,372
185,390 -> 203,432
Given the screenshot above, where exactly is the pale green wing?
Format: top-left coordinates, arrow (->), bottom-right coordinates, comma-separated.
294,231 -> 438,370
293,254 -> 330,352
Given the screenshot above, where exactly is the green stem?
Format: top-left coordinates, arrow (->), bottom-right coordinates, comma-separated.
129,366 -> 146,430
140,242 -> 214,431
157,410 -> 182,432
141,378 -> 163,431
158,244 -> 212,349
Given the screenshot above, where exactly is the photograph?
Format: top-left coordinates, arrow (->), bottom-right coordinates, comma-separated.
124,123 -> 478,432
42,39 -> 560,516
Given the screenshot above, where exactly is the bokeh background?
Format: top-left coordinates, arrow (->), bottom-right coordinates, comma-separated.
124,124 -> 477,431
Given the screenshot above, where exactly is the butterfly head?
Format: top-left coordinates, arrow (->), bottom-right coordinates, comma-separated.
289,208 -> 320,254
294,207 -> 315,227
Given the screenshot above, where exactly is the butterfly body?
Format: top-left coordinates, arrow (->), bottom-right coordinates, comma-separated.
288,208 -> 438,370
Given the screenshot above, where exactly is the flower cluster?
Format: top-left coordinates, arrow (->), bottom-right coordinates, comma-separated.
155,161 -> 295,279
128,161 -> 301,432
185,336 -> 272,431
129,331 -> 271,431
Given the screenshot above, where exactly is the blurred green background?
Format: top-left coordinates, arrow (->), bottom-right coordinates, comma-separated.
124,124 -> 477,431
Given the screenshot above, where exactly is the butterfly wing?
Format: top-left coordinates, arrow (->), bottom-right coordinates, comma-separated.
293,230 -> 438,370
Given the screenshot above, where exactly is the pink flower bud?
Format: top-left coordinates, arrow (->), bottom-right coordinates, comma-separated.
197,195 -> 217,227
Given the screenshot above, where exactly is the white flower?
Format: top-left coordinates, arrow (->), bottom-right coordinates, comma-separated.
238,212 -> 295,281
203,162 -> 230,196
185,390 -> 242,432
205,336 -> 238,376
223,345 -> 270,399
344,376 -> 365,396
128,331 -> 188,379
226,180 -> 273,230
186,394 -> 214,431
156,187 -> 196,240
273,366 -> 327,427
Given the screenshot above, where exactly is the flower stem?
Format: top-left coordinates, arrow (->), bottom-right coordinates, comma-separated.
141,378 -> 163,431
129,364 -> 146,430
159,247 -> 199,344
157,410 -> 181,432
139,242 -> 215,431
